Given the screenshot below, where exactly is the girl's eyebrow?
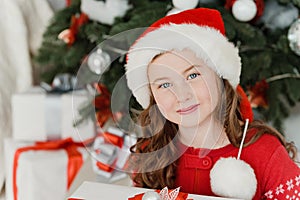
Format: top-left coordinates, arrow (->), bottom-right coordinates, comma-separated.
182,65 -> 196,74
152,77 -> 169,83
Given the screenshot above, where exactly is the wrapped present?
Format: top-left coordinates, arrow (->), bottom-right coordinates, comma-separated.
12,87 -> 95,142
4,138 -> 89,200
68,182 -> 230,200
128,187 -> 189,200
91,126 -> 136,179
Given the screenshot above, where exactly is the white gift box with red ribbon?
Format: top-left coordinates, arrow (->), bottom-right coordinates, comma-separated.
4,138 -> 89,200
12,87 -> 95,142
91,127 -> 136,179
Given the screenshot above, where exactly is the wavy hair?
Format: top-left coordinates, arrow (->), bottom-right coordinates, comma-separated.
128,80 -> 297,189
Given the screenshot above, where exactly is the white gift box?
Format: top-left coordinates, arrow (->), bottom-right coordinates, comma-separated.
4,138 -> 89,200
68,181 -> 238,200
12,87 -> 95,142
91,127 -> 136,179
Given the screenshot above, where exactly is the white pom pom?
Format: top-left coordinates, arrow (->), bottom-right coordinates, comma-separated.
210,157 -> 257,200
232,0 -> 257,22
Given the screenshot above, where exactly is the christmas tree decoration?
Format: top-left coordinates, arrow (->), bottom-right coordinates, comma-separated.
35,0 -> 300,132
51,73 -> 77,92
58,12 -> 89,45
225,0 -> 264,21
93,83 -> 112,127
288,19 -> 300,56
172,0 -> 198,10
232,0 -> 257,22
80,0 -> 131,25
259,0 -> 299,30
87,48 -> 111,74
248,79 -> 269,108
167,0 -> 198,16
166,7 -> 182,16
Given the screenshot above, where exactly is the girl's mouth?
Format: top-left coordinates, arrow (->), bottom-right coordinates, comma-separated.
176,104 -> 200,115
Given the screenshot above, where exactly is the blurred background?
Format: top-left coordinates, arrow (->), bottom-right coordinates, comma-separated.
1,0 -> 300,199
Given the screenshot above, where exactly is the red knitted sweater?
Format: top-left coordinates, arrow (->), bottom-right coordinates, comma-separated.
175,129 -> 300,200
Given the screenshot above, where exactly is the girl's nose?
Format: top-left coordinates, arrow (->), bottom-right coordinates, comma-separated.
174,84 -> 193,103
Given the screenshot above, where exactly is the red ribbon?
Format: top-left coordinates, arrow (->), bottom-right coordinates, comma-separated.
66,0 -> 71,6
13,138 -> 85,200
96,158 -> 117,172
102,132 -> 124,148
93,83 -> 112,127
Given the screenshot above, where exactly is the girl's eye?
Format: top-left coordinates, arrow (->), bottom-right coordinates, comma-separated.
187,73 -> 200,80
159,82 -> 171,89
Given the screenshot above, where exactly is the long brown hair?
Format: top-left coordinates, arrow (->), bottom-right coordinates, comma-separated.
128,80 -> 297,189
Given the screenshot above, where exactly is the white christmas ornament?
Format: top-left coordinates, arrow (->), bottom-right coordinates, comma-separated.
232,0 -> 257,22
259,1 -> 298,30
87,48 -> 111,74
288,19 -> 300,56
80,0 -> 131,25
166,8 -> 183,16
172,0 -> 198,10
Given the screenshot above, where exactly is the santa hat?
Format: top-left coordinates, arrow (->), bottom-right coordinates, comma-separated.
125,8 -> 253,122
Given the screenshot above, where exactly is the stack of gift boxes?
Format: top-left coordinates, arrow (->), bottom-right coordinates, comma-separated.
4,87 -> 95,200
4,86 -> 136,200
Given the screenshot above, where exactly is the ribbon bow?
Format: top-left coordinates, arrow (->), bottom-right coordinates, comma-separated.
13,138 -> 85,200
128,187 -> 189,200
93,83 -> 112,127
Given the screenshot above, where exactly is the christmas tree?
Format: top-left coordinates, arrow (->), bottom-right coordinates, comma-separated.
35,0 -> 300,132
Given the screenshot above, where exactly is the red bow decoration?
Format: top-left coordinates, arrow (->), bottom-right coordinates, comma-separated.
96,158 -> 117,173
58,13 -> 89,46
102,131 -> 124,148
128,188 -> 189,200
93,128 -> 124,173
13,138 -> 85,200
248,79 -> 269,108
93,83 -> 112,127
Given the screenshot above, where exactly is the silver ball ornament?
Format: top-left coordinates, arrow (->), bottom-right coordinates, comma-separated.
87,48 -> 111,74
288,19 -> 300,56
142,191 -> 161,200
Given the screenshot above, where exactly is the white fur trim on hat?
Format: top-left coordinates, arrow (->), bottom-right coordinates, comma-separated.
125,23 -> 241,109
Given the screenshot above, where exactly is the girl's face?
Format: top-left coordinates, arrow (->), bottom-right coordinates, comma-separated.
148,49 -> 221,128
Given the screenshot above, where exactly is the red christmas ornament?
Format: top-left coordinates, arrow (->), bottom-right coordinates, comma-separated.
225,0 -> 265,22
58,13 -> 89,46
248,79 -> 269,108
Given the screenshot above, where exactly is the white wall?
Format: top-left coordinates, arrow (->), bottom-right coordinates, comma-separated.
284,103 -> 300,149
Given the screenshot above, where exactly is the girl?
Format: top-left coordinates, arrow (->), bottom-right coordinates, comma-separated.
125,8 -> 300,200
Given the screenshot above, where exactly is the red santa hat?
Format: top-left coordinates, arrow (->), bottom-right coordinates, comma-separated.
125,8 -> 253,122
